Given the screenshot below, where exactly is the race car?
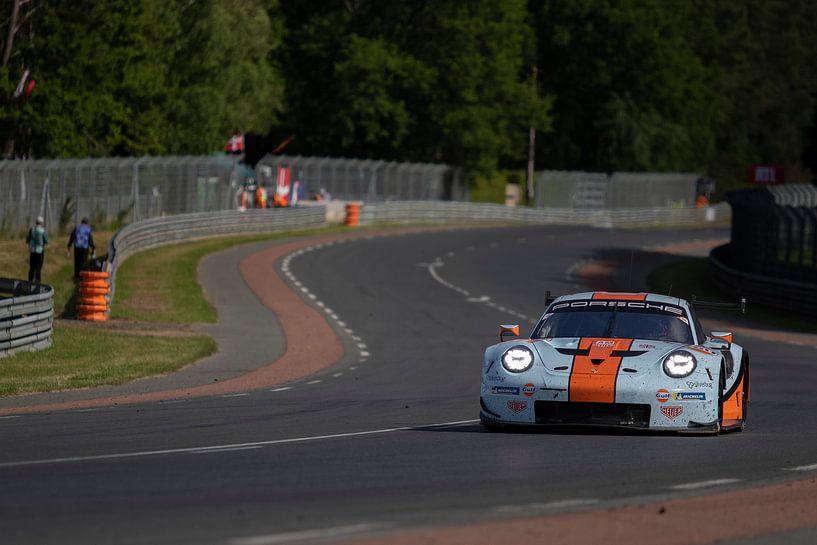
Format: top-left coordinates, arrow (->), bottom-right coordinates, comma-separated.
480,291 -> 749,434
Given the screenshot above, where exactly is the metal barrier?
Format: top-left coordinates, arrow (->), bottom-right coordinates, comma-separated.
725,184 -> 817,284
105,205 -> 328,311
256,155 -> 467,202
359,201 -> 729,227
710,244 -> 817,318
0,279 -> 54,358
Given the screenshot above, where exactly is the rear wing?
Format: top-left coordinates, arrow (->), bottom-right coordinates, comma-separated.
690,295 -> 747,314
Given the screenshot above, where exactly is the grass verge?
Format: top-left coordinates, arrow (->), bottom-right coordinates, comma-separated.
647,257 -> 817,334
0,327 -> 216,396
111,227 -> 347,323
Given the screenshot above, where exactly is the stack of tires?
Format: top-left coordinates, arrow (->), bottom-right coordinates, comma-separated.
76,270 -> 110,321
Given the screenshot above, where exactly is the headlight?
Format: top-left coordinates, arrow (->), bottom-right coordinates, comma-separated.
663,350 -> 697,378
502,346 -> 534,373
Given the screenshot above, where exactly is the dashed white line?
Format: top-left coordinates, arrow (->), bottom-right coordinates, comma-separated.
221,393 -> 249,398
307,380 -> 322,385
360,351 -> 370,357
270,387 -> 292,392
333,372 -> 344,378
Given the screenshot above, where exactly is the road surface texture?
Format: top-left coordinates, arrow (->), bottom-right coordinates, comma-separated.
1,225 -> 816,545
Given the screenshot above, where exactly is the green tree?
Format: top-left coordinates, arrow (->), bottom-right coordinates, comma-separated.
278,0 -> 550,172
532,0 -> 715,172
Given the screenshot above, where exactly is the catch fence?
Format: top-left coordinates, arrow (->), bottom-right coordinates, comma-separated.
256,155 -> 467,202
0,155 -> 466,236
725,184 -> 817,283
535,171 -> 704,209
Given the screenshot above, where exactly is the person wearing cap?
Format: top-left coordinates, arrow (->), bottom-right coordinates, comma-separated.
66,217 -> 95,279
26,216 -> 48,283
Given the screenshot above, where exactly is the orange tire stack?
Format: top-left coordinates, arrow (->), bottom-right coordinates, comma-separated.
345,203 -> 360,227
76,270 -> 110,321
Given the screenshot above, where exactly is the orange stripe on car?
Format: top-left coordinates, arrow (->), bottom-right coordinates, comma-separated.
591,292 -> 648,301
722,372 -> 746,422
569,338 -> 634,403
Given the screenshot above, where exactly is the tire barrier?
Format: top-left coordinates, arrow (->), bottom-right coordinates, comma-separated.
344,203 -> 360,226
0,278 -> 54,358
76,271 -> 110,322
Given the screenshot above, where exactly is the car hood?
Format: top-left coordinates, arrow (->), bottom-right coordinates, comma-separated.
532,338 -> 686,372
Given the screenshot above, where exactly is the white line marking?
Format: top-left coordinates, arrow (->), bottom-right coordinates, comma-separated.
349,366 -> 358,370
0,420 -> 479,468
221,393 -> 249,398
0,416 -> 21,420
333,372 -> 344,377
360,351 -> 370,357
337,321 -> 346,327
352,335 -> 361,341
193,446 -> 263,454
357,343 -> 367,349
786,463 -> 817,472
270,387 -> 292,392
308,294 -> 316,299
315,301 -> 324,307
496,499 -> 599,513
307,380 -> 322,385
229,523 -> 392,545
669,478 -> 741,491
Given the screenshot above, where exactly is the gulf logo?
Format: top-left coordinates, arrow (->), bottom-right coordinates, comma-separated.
655,389 -> 670,403
522,383 -> 536,397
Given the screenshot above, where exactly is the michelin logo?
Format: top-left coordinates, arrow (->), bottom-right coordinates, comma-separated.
673,392 -> 706,401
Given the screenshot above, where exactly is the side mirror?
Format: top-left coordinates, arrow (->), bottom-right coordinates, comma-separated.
500,324 -> 519,342
709,331 -> 732,349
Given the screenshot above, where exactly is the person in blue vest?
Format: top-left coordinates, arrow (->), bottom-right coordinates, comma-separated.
26,216 -> 48,283
66,217 -> 95,279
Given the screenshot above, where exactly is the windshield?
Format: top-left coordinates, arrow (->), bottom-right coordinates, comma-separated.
533,300 -> 694,344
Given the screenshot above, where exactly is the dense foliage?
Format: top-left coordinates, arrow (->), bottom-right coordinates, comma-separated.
0,0 -> 815,181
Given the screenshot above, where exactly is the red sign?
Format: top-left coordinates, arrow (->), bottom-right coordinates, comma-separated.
225,133 -> 244,154
747,165 -> 784,184
507,400 -> 527,414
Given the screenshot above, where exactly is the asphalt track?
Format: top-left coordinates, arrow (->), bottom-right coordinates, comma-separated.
1,225 -> 817,545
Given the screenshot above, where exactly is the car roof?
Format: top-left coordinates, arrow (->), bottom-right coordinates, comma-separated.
553,291 -> 690,310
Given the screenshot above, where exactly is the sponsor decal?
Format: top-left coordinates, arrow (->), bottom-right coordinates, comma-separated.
522,383 -> 536,397
594,340 -> 616,348
485,374 -> 506,383
551,301 -> 684,315
690,346 -> 716,356
660,405 -> 684,420
507,400 -> 527,414
673,392 -> 706,401
638,343 -> 656,349
677,316 -> 690,325
655,389 -> 670,403
491,386 -> 519,395
687,380 -> 714,389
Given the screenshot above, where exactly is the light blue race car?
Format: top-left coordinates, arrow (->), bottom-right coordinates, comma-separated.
480,291 -> 749,434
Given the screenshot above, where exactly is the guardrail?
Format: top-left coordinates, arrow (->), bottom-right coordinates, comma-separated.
104,205 -> 328,314
710,244 -> 817,318
0,279 -> 54,358
359,201 -> 730,227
